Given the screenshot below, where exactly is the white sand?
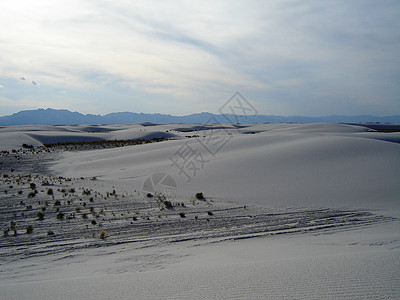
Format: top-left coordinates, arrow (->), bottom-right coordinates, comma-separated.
0,123 -> 399,299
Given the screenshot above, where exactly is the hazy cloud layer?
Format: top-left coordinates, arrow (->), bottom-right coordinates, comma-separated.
0,0 -> 399,116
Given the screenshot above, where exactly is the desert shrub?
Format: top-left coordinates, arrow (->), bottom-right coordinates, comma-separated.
47,230 -> 54,235
179,212 -> 186,218
26,225 -> 33,233
81,213 -> 88,219
22,143 -> 33,149
82,189 -> 91,196
195,192 -> 204,200
91,220 -> 97,225
54,200 -> 61,206
27,191 -> 36,198
99,230 -> 106,239
69,188 -> 75,193
47,188 -> 53,195
207,211 -> 213,216
37,212 -> 45,220
17,190 -> 23,195
56,212 -> 64,219
30,183 -> 36,190
164,200 -> 173,208
147,193 -> 153,198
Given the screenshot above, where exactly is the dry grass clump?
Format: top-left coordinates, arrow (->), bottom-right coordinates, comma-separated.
27,191 -> 37,198
82,189 -> 91,196
164,200 -> 173,208
99,230 -> 106,239
26,225 -> 33,234
195,192 -> 204,200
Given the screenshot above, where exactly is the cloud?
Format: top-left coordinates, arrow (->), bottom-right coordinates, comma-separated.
31,81 -> 38,86
0,0 -> 399,116
0,84 -> 3,88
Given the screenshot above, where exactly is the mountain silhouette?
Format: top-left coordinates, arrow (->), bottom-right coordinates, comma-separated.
0,108 -> 399,125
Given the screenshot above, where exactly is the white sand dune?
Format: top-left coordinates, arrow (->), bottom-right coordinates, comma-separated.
52,123 -> 400,212
1,123 -> 399,299
0,123 -> 182,150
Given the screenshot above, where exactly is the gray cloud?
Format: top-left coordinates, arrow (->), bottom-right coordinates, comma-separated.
0,0 -> 399,116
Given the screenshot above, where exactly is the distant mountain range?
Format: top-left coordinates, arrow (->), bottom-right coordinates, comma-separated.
0,108 -> 399,125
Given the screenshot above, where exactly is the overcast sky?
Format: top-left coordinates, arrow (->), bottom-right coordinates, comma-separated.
0,0 -> 399,117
